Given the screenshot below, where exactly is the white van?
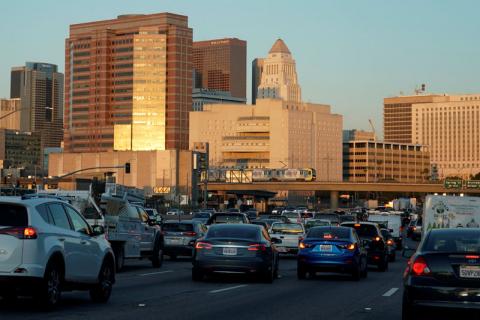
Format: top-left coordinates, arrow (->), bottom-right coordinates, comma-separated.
368,213 -> 403,248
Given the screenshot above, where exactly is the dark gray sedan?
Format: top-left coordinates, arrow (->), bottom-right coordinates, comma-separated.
163,221 -> 207,259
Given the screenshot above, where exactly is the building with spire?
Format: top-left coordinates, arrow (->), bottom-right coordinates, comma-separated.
255,39 -> 302,103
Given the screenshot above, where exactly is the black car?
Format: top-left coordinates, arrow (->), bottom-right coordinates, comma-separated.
206,212 -> 250,225
339,214 -> 357,224
402,228 -> 480,320
315,213 -> 340,226
192,224 -> 280,282
341,222 -> 389,271
380,228 -> 396,262
245,210 -> 258,220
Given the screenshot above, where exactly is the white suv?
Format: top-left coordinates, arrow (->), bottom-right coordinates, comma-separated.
0,197 -> 115,308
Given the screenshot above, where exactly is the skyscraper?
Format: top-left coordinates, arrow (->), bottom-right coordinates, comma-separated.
10,62 -> 64,149
256,39 -> 301,103
251,58 -> 264,105
64,13 -> 192,153
193,38 -> 246,99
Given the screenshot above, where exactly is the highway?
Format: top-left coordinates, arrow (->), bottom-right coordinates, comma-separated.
1,239 -> 478,320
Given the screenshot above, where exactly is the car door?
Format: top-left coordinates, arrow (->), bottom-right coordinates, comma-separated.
136,206 -> 155,251
63,204 -> 101,282
47,202 -> 83,281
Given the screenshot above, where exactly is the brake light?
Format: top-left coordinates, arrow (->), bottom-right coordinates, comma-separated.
248,244 -> 267,251
466,255 -> 480,259
400,226 -> 404,232
354,223 -> 361,227
195,241 -> 212,250
0,227 -> 37,239
323,234 -> 333,239
346,243 -> 357,251
413,226 -> 417,231
183,231 -> 197,237
387,239 -> 394,246
299,242 -> 313,249
411,256 -> 431,276
373,236 -> 381,242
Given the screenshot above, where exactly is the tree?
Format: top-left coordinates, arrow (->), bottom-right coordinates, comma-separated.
470,172 -> 480,180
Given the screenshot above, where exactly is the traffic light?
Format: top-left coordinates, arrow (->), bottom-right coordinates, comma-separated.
125,162 -> 131,174
198,153 -> 208,171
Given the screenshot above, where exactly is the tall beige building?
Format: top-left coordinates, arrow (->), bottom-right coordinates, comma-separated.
0,98 -> 29,131
256,39 -> 301,103
384,93 -> 480,178
189,99 -> 343,181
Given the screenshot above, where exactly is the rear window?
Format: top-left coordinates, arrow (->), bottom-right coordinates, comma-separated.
424,230 -> 480,253
307,227 -> 350,240
212,214 -> 244,224
0,204 -> 27,227
306,220 -> 330,227
344,223 -> 378,237
339,215 -> 356,222
206,226 -> 258,240
316,214 -> 339,222
380,229 -> 391,238
193,213 -> 210,219
271,223 -> 303,234
163,223 -> 194,232
282,212 -> 298,218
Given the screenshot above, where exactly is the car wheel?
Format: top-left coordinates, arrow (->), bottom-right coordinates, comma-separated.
113,244 -> 125,272
402,292 -> 416,320
90,259 -> 114,303
192,267 -> 204,281
361,258 -> 368,278
262,265 -> 275,284
152,238 -> 164,268
0,291 -> 17,304
389,252 -> 396,262
36,261 -> 62,309
352,263 -> 361,281
378,256 -> 388,272
297,264 -> 307,280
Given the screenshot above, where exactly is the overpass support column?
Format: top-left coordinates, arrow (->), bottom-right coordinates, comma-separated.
330,191 -> 339,210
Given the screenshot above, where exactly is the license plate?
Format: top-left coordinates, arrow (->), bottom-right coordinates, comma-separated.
222,247 -> 237,256
167,238 -> 182,244
277,247 -> 287,253
460,265 -> 480,279
320,245 -> 332,252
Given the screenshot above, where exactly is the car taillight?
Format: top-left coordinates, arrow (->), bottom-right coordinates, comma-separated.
466,255 -> 480,259
195,241 -> 212,250
248,244 -> 267,251
412,226 -> 417,231
373,236 -> 381,242
400,226 -> 404,232
299,242 -> 313,249
0,227 -> 37,239
411,256 -> 431,276
387,239 -> 394,246
346,243 -> 356,251
183,231 -> 197,237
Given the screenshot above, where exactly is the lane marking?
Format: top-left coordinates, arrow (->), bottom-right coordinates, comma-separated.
382,287 -> 399,297
139,270 -> 173,276
209,285 -> 248,294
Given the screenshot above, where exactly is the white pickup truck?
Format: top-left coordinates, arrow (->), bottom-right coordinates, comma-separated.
269,222 -> 305,254
423,195 -> 480,237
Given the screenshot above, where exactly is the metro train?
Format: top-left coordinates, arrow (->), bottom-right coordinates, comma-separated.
203,168 -> 316,183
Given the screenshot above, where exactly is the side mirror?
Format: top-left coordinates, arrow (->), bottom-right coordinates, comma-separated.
92,225 -> 105,236
402,247 -> 415,259
271,237 -> 282,244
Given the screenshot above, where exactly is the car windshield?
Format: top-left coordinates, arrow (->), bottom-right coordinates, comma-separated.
163,223 -> 194,232
193,212 -> 210,219
282,212 -> 298,218
344,223 -> 378,237
206,226 -> 258,240
271,223 -> 303,234
212,214 -> 244,224
307,227 -> 350,240
0,204 -> 27,227
424,230 -> 480,253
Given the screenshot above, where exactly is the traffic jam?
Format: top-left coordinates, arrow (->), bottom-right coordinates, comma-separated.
0,191 -> 480,320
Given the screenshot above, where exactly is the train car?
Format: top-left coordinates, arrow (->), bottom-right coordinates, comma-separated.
252,169 -> 272,182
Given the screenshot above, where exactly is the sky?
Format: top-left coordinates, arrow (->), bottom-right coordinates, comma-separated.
1,0 -> 480,136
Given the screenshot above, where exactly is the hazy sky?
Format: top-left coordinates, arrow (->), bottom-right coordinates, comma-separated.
2,0 -> 480,135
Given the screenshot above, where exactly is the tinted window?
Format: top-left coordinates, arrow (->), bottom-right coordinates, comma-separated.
308,227 -> 351,240
36,204 -> 52,224
64,205 -> 91,235
424,230 -> 480,253
193,213 -> 210,219
282,212 -> 298,218
271,223 -> 304,234
315,214 -> 339,222
211,214 -> 244,224
163,223 -> 194,232
136,207 -> 149,223
49,203 -> 71,230
0,204 -> 27,227
206,226 -> 259,240
343,223 -> 378,237
380,229 -> 391,239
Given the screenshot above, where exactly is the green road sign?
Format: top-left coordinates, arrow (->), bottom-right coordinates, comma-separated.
466,180 -> 480,189
444,179 -> 463,189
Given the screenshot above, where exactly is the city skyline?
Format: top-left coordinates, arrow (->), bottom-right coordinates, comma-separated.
2,0 -> 480,135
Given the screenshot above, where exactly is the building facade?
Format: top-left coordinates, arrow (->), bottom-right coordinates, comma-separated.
251,58 -> 264,105
384,93 -> 480,178
64,13 -> 192,153
343,129 -> 375,142
192,89 -> 246,111
343,140 -> 430,183
189,99 -> 343,181
193,38 -> 246,99
10,62 -> 64,149
0,129 -> 41,170
256,39 -> 301,103
0,98 -> 29,131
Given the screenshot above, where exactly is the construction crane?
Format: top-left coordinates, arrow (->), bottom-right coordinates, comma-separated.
368,119 -> 377,141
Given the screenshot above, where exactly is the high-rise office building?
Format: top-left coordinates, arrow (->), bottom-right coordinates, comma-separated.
0,98 -> 29,131
384,93 -> 480,178
64,13 -> 192,152
10,62 -> 64,149
256,39 -> 301,103
251,58 -> 264,105
193,38 -> 246,99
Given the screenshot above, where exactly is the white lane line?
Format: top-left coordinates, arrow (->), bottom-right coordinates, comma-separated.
209,285 -> 248,294
139,270 -> 173,277
382,287 -> 399,297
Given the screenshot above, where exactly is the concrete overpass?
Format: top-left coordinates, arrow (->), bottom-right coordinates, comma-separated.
205,181 -> 480,209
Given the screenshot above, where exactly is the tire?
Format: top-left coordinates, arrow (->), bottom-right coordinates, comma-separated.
152,238 -> 164,268
262,265 -> 275,284
113,244 -> 125,272
352,263 -> 361,281
192,267 -> 204,281
361,258 -> 368,278
90,259 -> 114,303
36,261 -> 62,310
297,264 -> 307,280
0,291 -> 17,304
389,252 -> 396,262
402,292 -> 416,320
378,256 -> 388,272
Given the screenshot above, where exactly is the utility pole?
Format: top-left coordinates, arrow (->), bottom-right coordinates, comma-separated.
203,143 -> 209,209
